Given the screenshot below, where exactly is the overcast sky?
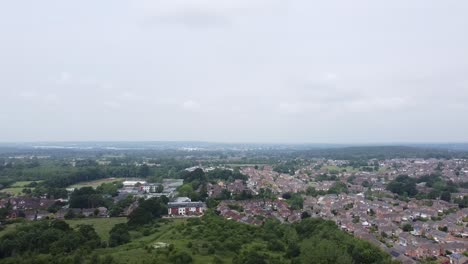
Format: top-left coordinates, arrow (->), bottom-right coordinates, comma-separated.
1,1 -> 467,143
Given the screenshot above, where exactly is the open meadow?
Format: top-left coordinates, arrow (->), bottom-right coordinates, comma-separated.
65,217 -> 127,241
0,181 -> 42,196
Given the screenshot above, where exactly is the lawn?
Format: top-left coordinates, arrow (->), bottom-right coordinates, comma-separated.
0,181 -> 43,196
0,187 -> 24,196
324,165 -> 359,173
69,178 -> 122,189
69,178 -> 149,189
11,181 -> 43,187
66,217 -> 127,241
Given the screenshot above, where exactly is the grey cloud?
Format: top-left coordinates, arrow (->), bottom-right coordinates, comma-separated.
0,0 -> 467,143
145,10 -> 231,28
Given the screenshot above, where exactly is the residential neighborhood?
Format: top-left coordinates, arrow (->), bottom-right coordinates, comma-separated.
1,152 -> 467,263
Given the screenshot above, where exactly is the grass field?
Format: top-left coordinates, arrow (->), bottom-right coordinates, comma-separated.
0,218 -> 127,241
94,219 -> 224,264
69,178 -> 122,189
65,217 -> 127,241
0,187 -> 24,195
97,218 -> 279,264
324,165 -> 359,173
68,178 -> 149,189
0,181 -> 43,196
12,181 -> 43,187
96,218 -> 287,264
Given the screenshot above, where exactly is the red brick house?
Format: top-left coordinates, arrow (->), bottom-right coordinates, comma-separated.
167,201 -> 206,216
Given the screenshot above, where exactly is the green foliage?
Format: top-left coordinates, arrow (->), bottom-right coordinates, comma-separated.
284,193 -> 303,210
96,182 -> 123,197
64,209 -> 76,219
109,195 -> 134,217
387,175 -> 418,197
0,210 -> 394,264
315,174 -> 337,182
273,162 -> 296,175
402,223 -> 413,232
184,168 -> 207,188
258,188 -> 275,200
362,180 -> 370,188
127,197 -> 167,226
454,195 -> 468,208
306,186 -> 321,197
227,204 -> 244,212
179,168 -> 209,201
109,223 -> 130,247
0,220 -> 101,258
233,190 -> 253,201
205,169 -> 248,182
296,219 -> 393,264
438,226 -> 448,232
440,191 -> 451,202
233,249 -> 270,264
138,164 -> 151,178
416,174 -> 458,200
169,251 -> 193,264
178,184 -> 194,197
301,238 -> 353,264
328,181 -> 348,194
168,212 -> 392,264
69,187 -> 106,208
347,175 -> 356,184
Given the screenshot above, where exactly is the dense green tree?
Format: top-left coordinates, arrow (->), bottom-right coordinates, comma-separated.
169,251 -> 193,264
301,238 -> 353,264
69,187 -> 105,208
127,197 -> 167,226
386,175 -> 418,197
454,195 -> 468,208
440,191 -> 451,202
0,220 -> 101,258
138,164 -> 151,177
402,223 -> 413,232
96,182 -> 122,197
328,181 -> 348,194
109,223 -> 130,247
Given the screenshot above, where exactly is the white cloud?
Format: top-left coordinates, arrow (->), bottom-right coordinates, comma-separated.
1,0 -> 468,142
119,91 -> 143,102
182,100 -> 201,111
346,97 -> 409,112
134,0 -> 282,27
278,96 -> 409,115
55,72 -> 72,84
278,102 -> 322,114
18,91 -> 37,98
103,101 -> 121,109
43,93 -> 60,104
324,72 -> 338,81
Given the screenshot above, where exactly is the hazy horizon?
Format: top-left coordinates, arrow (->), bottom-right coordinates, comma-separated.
1,1 -> 467,143
1,140 -> 468,146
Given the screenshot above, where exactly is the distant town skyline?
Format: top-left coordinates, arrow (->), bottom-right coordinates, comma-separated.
1,1 -> 467,143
